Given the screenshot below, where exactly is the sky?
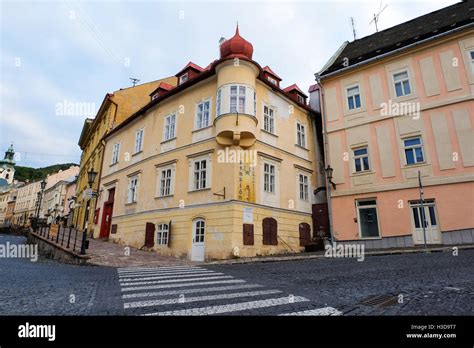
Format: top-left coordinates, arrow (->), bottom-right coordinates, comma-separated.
0,0 -> 457,168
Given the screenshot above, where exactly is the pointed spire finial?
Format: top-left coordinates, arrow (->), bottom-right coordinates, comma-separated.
236,21 -> 239,35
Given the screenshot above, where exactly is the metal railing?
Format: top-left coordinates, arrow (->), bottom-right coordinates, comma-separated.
34,224 -> 88,255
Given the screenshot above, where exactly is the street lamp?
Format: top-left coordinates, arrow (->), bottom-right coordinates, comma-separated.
87,169 -> 100,198
326,165 -> 336,190
40,179 -> 47,191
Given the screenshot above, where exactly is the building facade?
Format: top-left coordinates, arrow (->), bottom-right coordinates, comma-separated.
314,2 -> 474,248
0,144 -> 16,186
93,26 -> 323,261
74,76 -> 177,234
13,180 -> 42,227
43,176 -> 77,224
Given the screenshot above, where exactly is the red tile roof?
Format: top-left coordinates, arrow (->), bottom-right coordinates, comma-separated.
175,61 -> 204,76
283,83 -> 307,97
262,66 -> 282,81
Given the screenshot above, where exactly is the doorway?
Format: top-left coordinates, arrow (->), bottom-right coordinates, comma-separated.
99,188 -> 115,239
191,218 -> 205,261
410,200 -> 441,245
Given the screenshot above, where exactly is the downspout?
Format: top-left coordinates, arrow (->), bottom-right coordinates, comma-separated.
314,75 -> 335,246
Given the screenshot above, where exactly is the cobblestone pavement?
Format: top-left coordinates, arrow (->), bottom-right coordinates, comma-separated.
86,237 -> 194,268
0,234 -> 473,315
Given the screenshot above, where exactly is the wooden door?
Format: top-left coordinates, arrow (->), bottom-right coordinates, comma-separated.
299,223 -> 311,246
145,222 -> 155,248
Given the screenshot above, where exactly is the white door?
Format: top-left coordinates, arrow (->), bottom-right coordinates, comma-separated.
191,219 -> 205,261
410,201 -> 441,245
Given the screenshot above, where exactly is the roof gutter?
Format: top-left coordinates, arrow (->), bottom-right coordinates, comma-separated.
316,22 -> 474,81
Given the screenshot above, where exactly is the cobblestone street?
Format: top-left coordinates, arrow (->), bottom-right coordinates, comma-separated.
0,234 -> 472,316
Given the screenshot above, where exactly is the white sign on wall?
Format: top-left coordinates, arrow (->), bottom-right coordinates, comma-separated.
243,207 -> 253,223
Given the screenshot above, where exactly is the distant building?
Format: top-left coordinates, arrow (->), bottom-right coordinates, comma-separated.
313,1 -> 474,248
13,180 -> 42,227
0,144 -> 16,186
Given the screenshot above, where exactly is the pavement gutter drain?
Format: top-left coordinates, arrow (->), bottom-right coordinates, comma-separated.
359,294 -> 398,308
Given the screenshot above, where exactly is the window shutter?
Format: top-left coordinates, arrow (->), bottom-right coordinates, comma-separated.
167,220 -> 172,247
299,223 -> 311,246
145,222 -> 155,248
270,218 -> 278,245
263,218 -> 276,245
243,224 -> 254,245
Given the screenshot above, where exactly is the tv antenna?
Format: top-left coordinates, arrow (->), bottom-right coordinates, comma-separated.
350,17 -> 357,40
369,1 -> 388,32
129,77 -> 140,87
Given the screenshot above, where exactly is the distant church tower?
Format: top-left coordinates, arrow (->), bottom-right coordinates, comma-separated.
0,144 -> 16,185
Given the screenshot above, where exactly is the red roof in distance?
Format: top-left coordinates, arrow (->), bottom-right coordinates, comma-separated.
175,61 -> 204,77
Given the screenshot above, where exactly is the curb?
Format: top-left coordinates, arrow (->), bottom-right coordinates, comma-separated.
204,244 -> 474,265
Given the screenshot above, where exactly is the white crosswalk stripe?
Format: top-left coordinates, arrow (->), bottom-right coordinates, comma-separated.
117,266 -> 341,316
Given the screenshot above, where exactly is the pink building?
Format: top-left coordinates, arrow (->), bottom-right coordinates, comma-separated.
312,2 -> 474,248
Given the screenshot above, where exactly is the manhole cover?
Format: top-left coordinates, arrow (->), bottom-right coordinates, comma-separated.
360,294 -> 398,308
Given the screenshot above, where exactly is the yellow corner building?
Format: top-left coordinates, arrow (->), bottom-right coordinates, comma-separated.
92,27 -> 324,261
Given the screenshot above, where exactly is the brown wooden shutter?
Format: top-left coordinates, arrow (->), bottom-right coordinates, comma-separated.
145,222 -> 155,248
262,218 -> 277,245
270,218 -> 278,245
167,220 -> 172,247
299,222 -> 311,246
111,224 -> 117,234
243,224 -> 254,245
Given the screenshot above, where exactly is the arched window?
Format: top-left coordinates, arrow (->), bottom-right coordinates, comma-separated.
194,219 -> 205,243
262,217 -> 277,245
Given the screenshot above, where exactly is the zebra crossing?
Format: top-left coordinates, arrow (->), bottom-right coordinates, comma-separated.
118,265 -> 342,316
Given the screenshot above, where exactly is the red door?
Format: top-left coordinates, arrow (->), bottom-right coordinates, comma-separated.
99,188 -> 115,239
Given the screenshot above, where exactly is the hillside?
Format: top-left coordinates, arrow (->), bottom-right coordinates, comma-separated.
14,163 -> 78,182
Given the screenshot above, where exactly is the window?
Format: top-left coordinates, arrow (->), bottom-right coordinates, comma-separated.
296,122 -> 306,147
196,100 -> 210,129
194,219 -> 205,243
267,76 -> 277,85
193,159 -> 207,190
263,105 -> 275,133
263,163 -> 275,193
347,86 -> 361,110
179,73 -> 188,84
164,114 -> 176,140
111,143 -> 120,165
353,147 -> 370,172
127,176 -> 138,203
470,50 -> 474,73
230,85 -> 245,113
356,200 -> 380,238
216,89 -> 222,116
159,169 -> 172,196
299,174 -> 309,201
151,93 -> 159,100
156,223 -> 169,245
393,71 -> 411,97
262,217 -> 278,245
403,137 -> 424,165
134,128 -> 144,153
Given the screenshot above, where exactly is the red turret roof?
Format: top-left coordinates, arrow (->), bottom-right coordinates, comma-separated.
219,25 -> 254,60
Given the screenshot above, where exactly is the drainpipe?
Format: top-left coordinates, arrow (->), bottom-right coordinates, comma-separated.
314,75 -> 335,246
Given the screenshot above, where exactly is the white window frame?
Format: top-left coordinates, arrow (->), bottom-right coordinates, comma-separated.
216,89 -> 222,116
403,136 -> 425,165
196,99 -> 211,129
156,223 -> 169,245
179,73 -> 188,84
263,162 -> 275,193
134,128 -> 144,153
159,168 -> 172,197
297,94 -> 305,104
164,114 -> 176,141
263,104 -> 275,134
299,174 -> 309,201
346,85 -> 361,110
470,50 -> 474,74
393,70 -> 412,97
230,85 -> 246,113
193,159 -> 208,191
267,76 -> 277,85
356,199 -> 381,239
296,122 -> 306,148
127,176 -> 139,203
111,143 -> 120,165
353,146 -> 370,173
